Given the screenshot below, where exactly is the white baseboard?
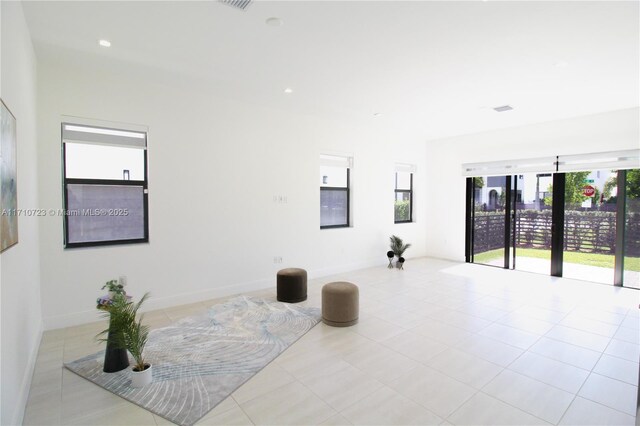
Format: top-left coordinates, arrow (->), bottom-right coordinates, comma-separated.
308,257 -> 387,280
42,277 -> 273,330
42,257 -> 388,330
12,322 -> 43,426
142,277 -> 274,312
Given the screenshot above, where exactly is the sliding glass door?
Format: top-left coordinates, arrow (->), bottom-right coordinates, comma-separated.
467,173 -> 554,273
465,168 -> 640,288
470,176 -> 508,267
513,173 -> 553,275
562,170 -> 617,284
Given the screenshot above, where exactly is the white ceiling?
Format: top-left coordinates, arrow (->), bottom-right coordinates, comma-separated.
22,0 -> 640,141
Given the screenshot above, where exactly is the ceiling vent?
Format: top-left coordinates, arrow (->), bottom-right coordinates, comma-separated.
493,105 -> 514,112
219,0 -> 252,11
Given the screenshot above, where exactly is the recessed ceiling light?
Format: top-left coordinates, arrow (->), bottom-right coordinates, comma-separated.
493,105 -> 514,112
99,39 -> 111,48
373,113 -> 382,118
266,17 -> 283,27
283,87 -> 293,94
554,61 -> 569,68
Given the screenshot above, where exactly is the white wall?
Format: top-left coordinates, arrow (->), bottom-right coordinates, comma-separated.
0,2 -> 42,424
425,108 -> 640,261
37,57 -> 428,329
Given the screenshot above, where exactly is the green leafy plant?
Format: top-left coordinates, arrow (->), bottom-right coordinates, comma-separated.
603,170 -> 640,203
544,171 -> 591,207
394,200 -> 410,222
102,279 -> 125,296
389,235 -> 411,257
98,292 -> 150,372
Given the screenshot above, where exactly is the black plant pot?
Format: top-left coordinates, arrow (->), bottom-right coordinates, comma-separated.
103,317 -> 129,373
387,251 -> 395,268
104,344 -> 129,373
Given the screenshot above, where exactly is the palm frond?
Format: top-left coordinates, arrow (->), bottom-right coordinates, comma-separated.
389,235 -> 411,257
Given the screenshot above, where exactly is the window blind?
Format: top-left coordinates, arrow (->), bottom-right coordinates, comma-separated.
461,156 -> 556,177
557,150 -> 639,172
461,149 -> 640,177
320,154 -> 353,168
62,123 -> 147,149
395,163 -> 416,173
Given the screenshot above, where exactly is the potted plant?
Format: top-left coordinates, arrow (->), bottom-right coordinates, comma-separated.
99,292 -> 152,387
389,235 -> 411,268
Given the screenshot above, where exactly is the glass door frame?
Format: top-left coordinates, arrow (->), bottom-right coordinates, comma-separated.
614,170 -> 627,286
550,173 -> 564,277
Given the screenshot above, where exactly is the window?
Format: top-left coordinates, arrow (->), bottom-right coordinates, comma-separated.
395,164 -> 414,223
62,122 -> 149,248
320,154 -> 351,228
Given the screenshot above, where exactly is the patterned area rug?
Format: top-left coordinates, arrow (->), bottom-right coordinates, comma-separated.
65,296 -> 321,426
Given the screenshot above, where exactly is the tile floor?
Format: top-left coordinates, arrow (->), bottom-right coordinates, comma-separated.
22,258 -> 640,425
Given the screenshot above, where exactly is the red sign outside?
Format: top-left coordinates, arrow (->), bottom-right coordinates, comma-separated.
583,185 -> 595,197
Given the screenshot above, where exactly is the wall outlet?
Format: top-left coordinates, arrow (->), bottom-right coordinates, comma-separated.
273,256 -> 283,264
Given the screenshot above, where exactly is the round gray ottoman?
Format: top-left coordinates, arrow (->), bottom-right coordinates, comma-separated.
277,268 -> 307,303
322,282 -> 359,327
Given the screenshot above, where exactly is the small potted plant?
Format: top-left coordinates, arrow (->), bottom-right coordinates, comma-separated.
389,235 -> 411,268
99,293 -> 152,387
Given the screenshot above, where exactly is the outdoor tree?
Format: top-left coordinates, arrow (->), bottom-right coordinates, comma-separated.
544,171 -> 591,206
592,187 -> 601,207
603,169 -> 640,202
603,175 -> 617,201
565,171 -> 591,204
627,169 -> 640,198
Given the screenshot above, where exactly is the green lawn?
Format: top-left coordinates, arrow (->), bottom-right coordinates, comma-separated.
474,247 -> 640,271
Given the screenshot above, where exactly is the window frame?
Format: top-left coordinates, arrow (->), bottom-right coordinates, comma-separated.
320,168 -> 350,229
62,123 -> 149,248
394,171 -> 413,224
